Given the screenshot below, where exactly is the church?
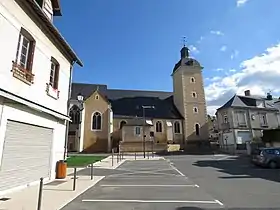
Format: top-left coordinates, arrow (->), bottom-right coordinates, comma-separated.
68,45 -> 209,153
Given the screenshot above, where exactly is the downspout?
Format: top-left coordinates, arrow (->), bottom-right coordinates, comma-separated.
63,60 -> 76,160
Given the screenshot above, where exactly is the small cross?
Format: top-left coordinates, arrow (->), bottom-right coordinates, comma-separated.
182,36 -> 187,47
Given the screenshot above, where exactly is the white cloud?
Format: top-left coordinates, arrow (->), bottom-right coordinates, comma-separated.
220,45 -> 227,52
189,45 -> 199,54
237,0 -> 249,7
215,68 -> 224,72
230,50 -> 239,59
210,30 -> 224,36
205,43 -> 280,116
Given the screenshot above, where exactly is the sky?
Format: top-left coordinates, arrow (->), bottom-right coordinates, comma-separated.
55,0 -> 280,116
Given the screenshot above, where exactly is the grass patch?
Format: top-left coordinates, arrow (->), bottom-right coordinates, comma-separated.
66,155 -> 106,167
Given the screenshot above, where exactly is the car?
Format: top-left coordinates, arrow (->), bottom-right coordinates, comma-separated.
251,147 -> 280,169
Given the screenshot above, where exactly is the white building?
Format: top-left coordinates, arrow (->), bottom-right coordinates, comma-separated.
0,0 -> 82,194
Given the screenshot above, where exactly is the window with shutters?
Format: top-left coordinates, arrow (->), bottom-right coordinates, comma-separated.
12,28 -> 36,85
46,57 -> 60,99
92,112 -> 102,131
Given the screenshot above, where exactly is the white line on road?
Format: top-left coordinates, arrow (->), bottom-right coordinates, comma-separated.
169,162 -> 186,177
82,199 -> 221,205
100,184 -> 199,188
214,199 -> 224,206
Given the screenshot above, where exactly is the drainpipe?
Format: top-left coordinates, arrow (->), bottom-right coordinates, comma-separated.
63,61 -> 76,160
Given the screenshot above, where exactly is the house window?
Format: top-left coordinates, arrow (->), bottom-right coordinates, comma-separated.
236,111 -> 246,126
15,28 -> 35,71
260,113 -> 268,126
69,105 -> 80,124
119,120 -> 127,129
195,123 -> 200,136
174,121 -> 181,134
49,57 -> 60,89
224,115 -> 228,123
135,126 -> 141,135
92,112 -> 102,130
193,107 -> 198,113
190,77 -> 195,83
13,28 -> 36,84
192,92 -> 197,98
156,121 -> 162,132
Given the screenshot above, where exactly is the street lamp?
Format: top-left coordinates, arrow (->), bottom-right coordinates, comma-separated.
142,105 -> 155,158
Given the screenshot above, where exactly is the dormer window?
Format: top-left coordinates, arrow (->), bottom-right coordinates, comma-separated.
37,0 -> 53,21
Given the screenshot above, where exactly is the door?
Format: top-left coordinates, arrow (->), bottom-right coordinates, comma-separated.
0,120 -> 53,191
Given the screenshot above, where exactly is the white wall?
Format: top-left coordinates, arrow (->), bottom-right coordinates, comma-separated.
0,0 -> 71,115
0,102 -> 65,181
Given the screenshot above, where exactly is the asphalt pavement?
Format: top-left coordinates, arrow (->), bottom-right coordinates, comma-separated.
62,159 -> 224,210
168,154 -> 280,210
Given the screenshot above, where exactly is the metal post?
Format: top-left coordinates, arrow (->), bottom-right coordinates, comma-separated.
37,177 -> 43,210
90,163 -> 93,180
152,141 -> 154,158
112,148 -> 114,166
73,168 -> 77,191
143,107 -> 146,158
135,152 -> 136,160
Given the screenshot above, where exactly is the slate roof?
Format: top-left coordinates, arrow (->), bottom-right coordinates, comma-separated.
71,83 -> 183,119
217,94 -> 279,111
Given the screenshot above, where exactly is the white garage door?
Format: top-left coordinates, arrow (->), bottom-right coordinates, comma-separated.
0,120 -> 53,191
237,131 -> 251,144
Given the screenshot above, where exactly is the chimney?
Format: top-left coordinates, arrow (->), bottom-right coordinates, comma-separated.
244,90 -> 250,96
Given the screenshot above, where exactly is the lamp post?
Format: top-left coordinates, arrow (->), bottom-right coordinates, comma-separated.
63,93 -> 84,160
142,105 -> 155,158
76,93 -> 84,152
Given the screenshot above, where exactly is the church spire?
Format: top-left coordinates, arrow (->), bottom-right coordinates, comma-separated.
180,36 -> 189,59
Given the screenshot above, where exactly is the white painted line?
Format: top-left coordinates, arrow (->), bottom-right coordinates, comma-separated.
214,199 -> 224,206
110,175 -> 188,179
100,184 -> 199,188
169,163 -> 185,177
82,199 -> 221,204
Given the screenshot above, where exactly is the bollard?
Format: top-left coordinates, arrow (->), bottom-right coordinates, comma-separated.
73,168 -> 77,191
90,163 -> 94,180
135,152 -> 136,160
112,148 -> 114,166
37,177 -> 43,210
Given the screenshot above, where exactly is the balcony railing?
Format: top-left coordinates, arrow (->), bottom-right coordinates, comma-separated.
11,61 -> 34,85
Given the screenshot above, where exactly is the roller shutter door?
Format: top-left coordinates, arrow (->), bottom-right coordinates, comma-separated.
0,120 -> 53,191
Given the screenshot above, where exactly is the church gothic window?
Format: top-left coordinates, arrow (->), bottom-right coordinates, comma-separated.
156,121 -> 162,132
92,111 -> 102,130
195,123 -> 200,136
174,121 -> 181,134
69,105 -> 80,124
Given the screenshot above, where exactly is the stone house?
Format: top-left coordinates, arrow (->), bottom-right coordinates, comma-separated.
216,90 -> 280,151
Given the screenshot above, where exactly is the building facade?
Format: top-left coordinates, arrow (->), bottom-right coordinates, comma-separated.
216,90 -> 280,151
68,45 -> 208,153
0,0 -> 82,194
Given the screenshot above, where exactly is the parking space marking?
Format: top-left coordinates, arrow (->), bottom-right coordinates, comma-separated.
100,184 -> 199,188
214,199 -> 224,206
82,199 -> 222,205
107,171 -> 184,178
169,162 -> 186,176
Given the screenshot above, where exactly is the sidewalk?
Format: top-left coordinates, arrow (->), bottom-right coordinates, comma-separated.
0,154 -> 162,210
0,155 -> 123,210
